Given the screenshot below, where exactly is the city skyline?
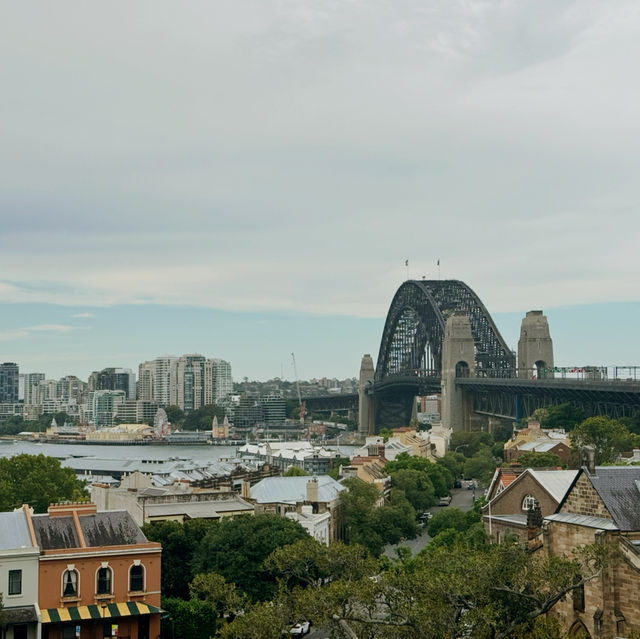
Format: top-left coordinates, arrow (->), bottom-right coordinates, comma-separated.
2,3 -> 640,381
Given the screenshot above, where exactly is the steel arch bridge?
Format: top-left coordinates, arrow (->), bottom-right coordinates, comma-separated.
375,280 -> 515,382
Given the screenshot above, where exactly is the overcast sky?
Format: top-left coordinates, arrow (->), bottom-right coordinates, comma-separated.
1,1 -> 639,380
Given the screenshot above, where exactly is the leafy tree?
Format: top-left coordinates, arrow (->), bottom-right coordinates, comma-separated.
143,518 -> 215,598
518,451 -> 562,468
435,451 -> 465,479
189,572 -> 246,618
183,404 -> 225,431
288,540 -> 614,639
216,600 -> 289,639
462,444 -> 497,485
449,430 -> 493,457
620,410 -> 640,436
570,416 -> 640,465
378,428 -> 393,442
340,479 -> 417,556
328,457 -> 350,480
387,468 -> 435,511
162,597 -> 219,639
426,507 -> 468,537
0,454 -> 87,513
491,421 -> 514,444
284,466 -> 309,476
192,514 -> 310,601
165,405 -> 185,425
540,403 -> 585,430
385,453 -> 453,497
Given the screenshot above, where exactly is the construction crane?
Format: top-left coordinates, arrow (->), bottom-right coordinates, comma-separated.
291,352 -> 305,425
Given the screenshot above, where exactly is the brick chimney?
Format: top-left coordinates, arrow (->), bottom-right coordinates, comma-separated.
48,502 -> 97,517
581,446 -> 596,474
306,478 -> 319,503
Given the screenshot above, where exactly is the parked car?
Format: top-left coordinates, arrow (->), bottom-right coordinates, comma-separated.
453,479 -> 462,488
438,495 -> 452,506
290,621 -> 311,635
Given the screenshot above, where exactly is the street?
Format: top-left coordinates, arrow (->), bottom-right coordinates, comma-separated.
383,485 -> 476,559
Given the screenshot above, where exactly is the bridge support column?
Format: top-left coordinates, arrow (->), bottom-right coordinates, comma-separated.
518,311 -> 554,379
358,354 -> 375,436
441,313 -> 475,432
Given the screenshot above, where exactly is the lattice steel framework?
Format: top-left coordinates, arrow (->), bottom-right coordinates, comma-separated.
375,280 -> 516,382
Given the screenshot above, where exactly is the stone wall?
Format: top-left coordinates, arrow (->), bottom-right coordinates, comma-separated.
489,474 -> 558,517
561,472 -> 612,520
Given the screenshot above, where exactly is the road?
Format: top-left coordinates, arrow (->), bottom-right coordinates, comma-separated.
383,485 -> 477,559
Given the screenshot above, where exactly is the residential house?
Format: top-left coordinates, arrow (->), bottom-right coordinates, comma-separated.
482,468 -> 577,544
503,420 -> 570,464
247,476 -> 346,541
0,507 -> 40,639
30,502 -> 162,639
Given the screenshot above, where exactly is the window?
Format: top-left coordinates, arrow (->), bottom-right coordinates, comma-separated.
63,569 -> 79,597
97,566 -> 112,595
8,569 -> 22,595
573,580 -> 585,612
521,494 -> 539,511
130,564 -> 144,592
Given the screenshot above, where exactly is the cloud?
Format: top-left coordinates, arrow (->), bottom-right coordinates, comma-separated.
0,1 -> 639,318
0,324 -> 77,341
71,313 -> 95,318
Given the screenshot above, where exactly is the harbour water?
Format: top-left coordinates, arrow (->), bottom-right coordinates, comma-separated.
0,439 -> 356,463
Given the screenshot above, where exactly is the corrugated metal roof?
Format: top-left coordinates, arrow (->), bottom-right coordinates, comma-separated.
147,498 -> 253,519
545,512 -> 618,530
250,475 -> 345,504
0,510 -> 34,550
528,470 -> 578,502
483,513 -> 527,526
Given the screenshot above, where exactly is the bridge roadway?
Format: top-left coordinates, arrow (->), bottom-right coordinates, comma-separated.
304,374 -> 640,420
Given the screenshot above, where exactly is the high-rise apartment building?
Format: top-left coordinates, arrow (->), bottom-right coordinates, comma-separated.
176,354 -> 206,412
23,372 -> 45,405
204,358 -> 233,405
153,356 -> 178,406
138,361 -> 155,401
56,375 -> 87,402
90,389 -> 127,427
0,363 -> 19,403
88,367 -> 136,399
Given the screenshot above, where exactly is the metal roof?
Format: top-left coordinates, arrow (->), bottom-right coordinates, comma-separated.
146,498 -> 253,519
528,470 -> 578,503
545,512 -> 619,530
0,510 -> 35,550
483,513 -> 527,526
250,475 -> 345,504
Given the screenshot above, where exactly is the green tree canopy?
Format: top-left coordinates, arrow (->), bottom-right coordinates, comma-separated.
384,453 -> 453,497
462,445 -> 497,485
283,466 -> 309,476
182,404 -> 226,431
450,430 -> 493,457
540,403 -> 585,430
518,451 -> 562,468
570,416 -> 640,465
387,468 -> 435,511
435,451 -> 466,479
192,514 -> 310,601
164,405 -> 185,425
0,454 -> 88,513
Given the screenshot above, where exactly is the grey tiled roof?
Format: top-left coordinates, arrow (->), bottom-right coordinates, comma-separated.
587,467 -> 640,531
32,511 -> 147,550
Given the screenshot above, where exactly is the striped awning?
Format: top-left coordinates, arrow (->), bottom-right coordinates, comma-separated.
42,602 -> 162,624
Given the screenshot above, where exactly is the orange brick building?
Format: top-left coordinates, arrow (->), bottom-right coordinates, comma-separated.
26,503 -> 162,639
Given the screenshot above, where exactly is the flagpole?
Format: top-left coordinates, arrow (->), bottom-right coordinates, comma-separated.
437,259 -> 441,280
405,260 -> 410,281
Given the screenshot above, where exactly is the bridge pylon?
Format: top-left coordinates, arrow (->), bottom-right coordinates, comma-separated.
358,354 -> 375,436
518,310 -> 554,379
441,313 -> 475,432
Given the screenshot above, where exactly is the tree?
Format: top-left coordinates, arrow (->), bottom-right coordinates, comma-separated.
192,514 -> 310,601
540,403 -> 585,431
450,430 -> 493,457
570,416 -> 640,465
426,507 -> 468,538
518,451 -> 562,468
183,404 -> 225,431
289,540 -> 613,639
462,445 -> 497,485
165,405 -> 185,425
387,468 -> 435,511
189,572 -> 246,618
385,453 -> 453,497
284,466 -> 309,476
162,597 -> 219,639
143,518 -> 215,598
435,452 -> 465,479
0,454 -> 88,513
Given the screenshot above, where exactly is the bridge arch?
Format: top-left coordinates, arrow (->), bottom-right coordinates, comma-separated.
375,280 -> 515,382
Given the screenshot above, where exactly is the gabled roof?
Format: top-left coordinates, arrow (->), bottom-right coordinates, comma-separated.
0,510 -> 36,550
250,475 -> 345,504
584,467 -> 640,531
527,470 -> 578,503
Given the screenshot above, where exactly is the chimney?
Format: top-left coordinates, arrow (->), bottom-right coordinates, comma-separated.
241,480 -> 251,500
581,446 -> 596,474
306,478 -> 319,503
48,502 -> 97,517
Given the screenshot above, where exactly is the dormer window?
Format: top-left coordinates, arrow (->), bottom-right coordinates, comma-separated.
62,569 -> 79,597
97,566 -> 112,595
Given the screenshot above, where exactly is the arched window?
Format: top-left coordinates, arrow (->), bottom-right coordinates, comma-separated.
96,566 -> 112,595
522,494 -> 538,511
62,569 -> 79,597
129,564 -> 144,592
